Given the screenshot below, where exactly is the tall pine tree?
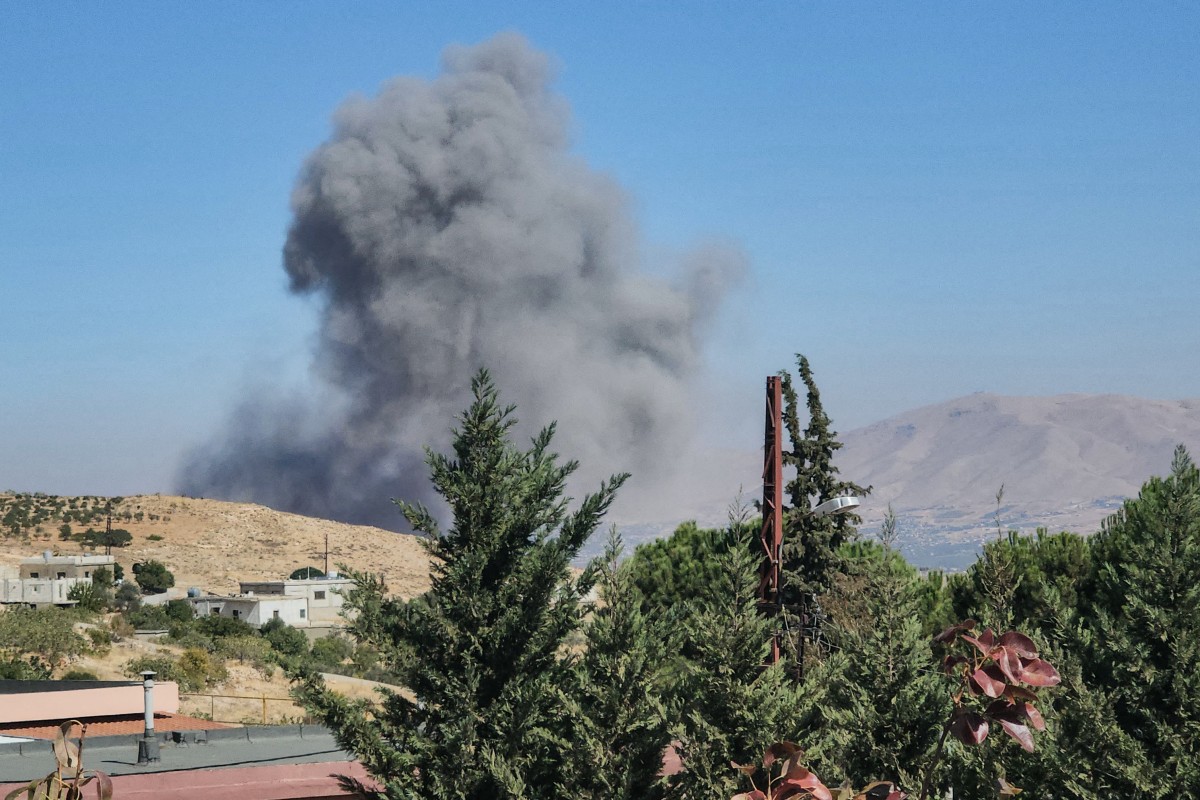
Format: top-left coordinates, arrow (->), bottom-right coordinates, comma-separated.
293,371 -> 627,799
1075,444 -> 1200,797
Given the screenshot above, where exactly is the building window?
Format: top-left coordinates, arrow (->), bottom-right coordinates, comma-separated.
232,609 -> 240,619
84,572 -> 90,578
57,572 -> 67,579
211,608 -> 220,616
299,609 -> 306,619
29,572 -> 38,579
314,591 -> 326,600
273,610 -> 280,619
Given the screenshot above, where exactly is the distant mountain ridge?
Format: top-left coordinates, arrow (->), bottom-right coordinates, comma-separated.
603,392 -> 1200,570
837,393 -> 1200,568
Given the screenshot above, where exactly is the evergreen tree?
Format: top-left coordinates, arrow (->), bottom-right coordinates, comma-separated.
1074,444 -> 1200,797
132,559 -> 174,594
776,355 -> 869,667
993,627 -> 1160,799
568,529 -> 673,800
624,520 -> 740,614
668,533 -> 803,800
293,371 -> 627,800
948,528 -> 1092,636
796,509 -> 944,790
779,355 -> 869,601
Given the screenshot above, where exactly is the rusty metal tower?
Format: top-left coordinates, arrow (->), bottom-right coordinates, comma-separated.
757,375 -> 784,664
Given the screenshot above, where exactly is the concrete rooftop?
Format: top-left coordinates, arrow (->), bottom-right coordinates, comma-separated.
0,724 -> 354,784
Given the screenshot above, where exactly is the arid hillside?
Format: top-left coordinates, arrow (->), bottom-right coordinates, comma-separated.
837,393 -> 1200,566
0,494 -> 432,597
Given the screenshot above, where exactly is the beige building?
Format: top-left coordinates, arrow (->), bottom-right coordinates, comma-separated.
18,553 -> 115,581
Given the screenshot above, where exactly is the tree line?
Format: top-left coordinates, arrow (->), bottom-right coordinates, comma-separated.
287,364 -> 1198,798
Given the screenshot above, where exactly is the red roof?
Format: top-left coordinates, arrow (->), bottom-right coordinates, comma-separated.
0,712 -> 231,740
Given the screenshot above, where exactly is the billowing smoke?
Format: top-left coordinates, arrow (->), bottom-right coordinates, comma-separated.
179,33 -> 745,529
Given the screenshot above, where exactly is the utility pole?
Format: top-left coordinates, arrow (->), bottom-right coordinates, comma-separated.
324,533 -> 330,577
757,376 -> 784,665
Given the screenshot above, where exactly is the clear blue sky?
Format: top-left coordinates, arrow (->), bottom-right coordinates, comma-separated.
2,2 -> 1198,495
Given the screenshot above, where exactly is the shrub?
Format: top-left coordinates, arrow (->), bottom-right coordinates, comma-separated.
163,628 -> 214,652
133,559 -> 175,594
126,605 -> 172,631
91,566 -> 114,591
61,668 -> 100,681
124,651 -> 227,693
0,607 -> 87,664
68,582 -> 108,613
0,654 -> 52,680
113,582 -> 141,611
165,599 -> 195,623
261,618 -> 309,657
108,615 -> 134,641
217,635 -> 275,676
309,635 -> 354,671
86,627 -> 112,654
123,655 -> 177,684
195,614 -> 256,640
177,648 -> 228,691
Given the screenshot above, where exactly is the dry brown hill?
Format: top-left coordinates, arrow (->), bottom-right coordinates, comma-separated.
0,494 -> 432,597
837,393 -> 1200,566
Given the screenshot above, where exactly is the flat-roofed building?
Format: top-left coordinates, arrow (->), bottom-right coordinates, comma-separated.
18,552 -> 115,581
0,552 -> 116,608
189,577 -> 355,629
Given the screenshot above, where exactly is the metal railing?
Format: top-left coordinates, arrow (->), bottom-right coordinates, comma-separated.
178,692 -> 300,725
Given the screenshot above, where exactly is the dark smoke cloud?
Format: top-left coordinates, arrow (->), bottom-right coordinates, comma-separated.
179,33 -> 745,529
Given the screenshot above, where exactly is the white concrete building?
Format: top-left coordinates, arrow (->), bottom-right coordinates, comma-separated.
189,577 -> 355,629
0,553 -> 116,607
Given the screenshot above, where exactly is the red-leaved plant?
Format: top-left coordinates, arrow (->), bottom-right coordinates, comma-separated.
912,620 -> 1060,799
731,621 -> 1060,800
730,742 -> 906,800
933,619 -> 1061,754
730,741 -> 835,800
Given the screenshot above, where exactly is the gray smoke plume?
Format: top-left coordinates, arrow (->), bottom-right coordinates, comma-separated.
179,33 -> 745,529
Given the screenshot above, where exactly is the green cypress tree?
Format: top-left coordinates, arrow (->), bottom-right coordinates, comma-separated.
795,508 -> 944,790
567,528 -> 673,800
776,355 -> 869,669
293,371 -> 627,799
1075,444 -> 1200,797
779,355 -> 869,600
668,533 -> 803,800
